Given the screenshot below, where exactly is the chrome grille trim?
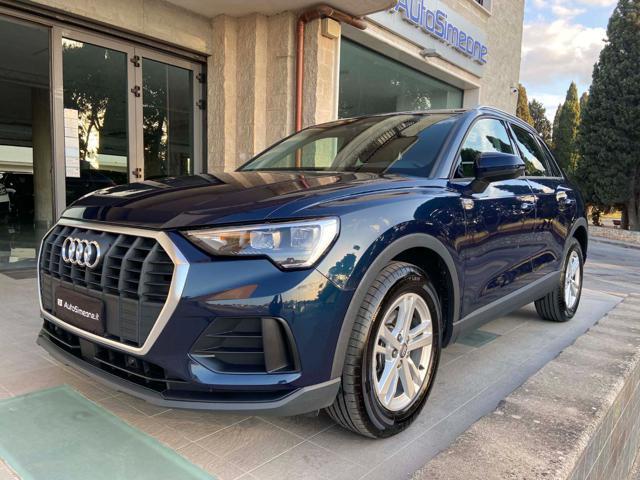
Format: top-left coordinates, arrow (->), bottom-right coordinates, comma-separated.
37,218 -> 189,356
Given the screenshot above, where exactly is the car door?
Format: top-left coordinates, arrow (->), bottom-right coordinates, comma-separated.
450,117 -> 537,317
509,123 -> 577,280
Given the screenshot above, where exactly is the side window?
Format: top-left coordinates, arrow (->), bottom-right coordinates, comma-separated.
538,140 -> 563,177
455,118 -> 514,178
511,125 -> 551,177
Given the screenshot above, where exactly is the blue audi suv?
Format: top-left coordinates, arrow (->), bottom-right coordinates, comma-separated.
37,107 -> 587,438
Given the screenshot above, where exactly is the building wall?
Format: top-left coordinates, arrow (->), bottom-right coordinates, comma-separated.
25,0 -> 525,174
480,0 -> 525,112
206,12 -> 301,171
33,0 -> 213,54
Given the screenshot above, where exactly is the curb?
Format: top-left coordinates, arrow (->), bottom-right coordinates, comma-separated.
590,226 -> 640,248
590,237 -> 640,252
413,294 -> 640,480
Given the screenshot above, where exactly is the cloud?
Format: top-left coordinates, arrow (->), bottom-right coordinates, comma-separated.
573,0 -> 616,5
551,4 -> 586,18
520,19 -> 606,89
528,92 -> 566,120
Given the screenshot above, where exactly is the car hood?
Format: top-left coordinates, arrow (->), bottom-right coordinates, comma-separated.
62,171 -> 420,229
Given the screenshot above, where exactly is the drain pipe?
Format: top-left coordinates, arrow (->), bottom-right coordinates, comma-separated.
295,5 -> 368,132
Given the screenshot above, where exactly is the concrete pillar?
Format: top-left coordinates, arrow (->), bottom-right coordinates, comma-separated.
235,14 -> 268,168
302,19 -> 341,128
31,86 -> 53,229
265,12 -> 296,146
208,15 -> 237,172
206,13 -> 340,172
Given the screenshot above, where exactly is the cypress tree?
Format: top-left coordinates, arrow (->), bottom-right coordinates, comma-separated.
554,82 -> 581,174
551,103 -> 563,150
529,99 -> 552,144
577,0 -> 640,230
579,92 -> 589,119
516,84 -> 534,126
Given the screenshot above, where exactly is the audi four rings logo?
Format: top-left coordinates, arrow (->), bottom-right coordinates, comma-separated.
61,237 -> 101,268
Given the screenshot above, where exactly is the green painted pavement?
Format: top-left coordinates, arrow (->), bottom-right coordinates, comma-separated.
0,386 -> 214,480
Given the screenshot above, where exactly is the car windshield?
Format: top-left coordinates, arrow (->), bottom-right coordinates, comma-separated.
239,113 -> 459,177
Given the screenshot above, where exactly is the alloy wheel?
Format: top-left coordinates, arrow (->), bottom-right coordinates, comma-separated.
564,250 -> 581,310
371,292 -> 433,412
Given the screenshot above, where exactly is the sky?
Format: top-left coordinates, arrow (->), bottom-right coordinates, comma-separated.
520,0 -> 617,121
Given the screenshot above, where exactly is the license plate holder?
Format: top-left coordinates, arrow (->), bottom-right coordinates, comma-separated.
54,287 -> 105,335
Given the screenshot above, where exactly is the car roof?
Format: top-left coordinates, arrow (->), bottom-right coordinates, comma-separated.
328,106 -> 540,139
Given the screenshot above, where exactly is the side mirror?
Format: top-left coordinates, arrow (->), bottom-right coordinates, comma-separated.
474,152 -> 525,183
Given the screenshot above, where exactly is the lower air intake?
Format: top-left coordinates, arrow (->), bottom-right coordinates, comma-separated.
190,317 -> 299,374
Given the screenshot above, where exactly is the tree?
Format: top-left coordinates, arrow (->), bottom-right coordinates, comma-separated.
516,84 -> 534,126
529,99 -> 552,144
551,103 -> 563,150
579,92 -> 589,118
554,82 -> 581,174
576,0 -> 640,230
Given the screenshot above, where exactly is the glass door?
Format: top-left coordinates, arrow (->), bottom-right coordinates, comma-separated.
135,49 -> 203,180
0,15 -> 52,271
55,30 -> 203,213
60,33 -> 134,206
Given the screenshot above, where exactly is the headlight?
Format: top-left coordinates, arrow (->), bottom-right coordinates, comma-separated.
184,218 -> 339,269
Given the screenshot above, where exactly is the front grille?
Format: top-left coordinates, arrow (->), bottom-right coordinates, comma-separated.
39,224 -> 174,347
41,320 -> 178,392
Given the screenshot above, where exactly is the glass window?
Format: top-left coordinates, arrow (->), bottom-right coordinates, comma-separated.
142,58 -> 194,179
538,140 -> 563,177
511,125 -> 550,177
455,119 -> 514,178
339,39 -> 463,118
62,38 -> 128,205
240,114 -> 459,177
0,17 -> 52,271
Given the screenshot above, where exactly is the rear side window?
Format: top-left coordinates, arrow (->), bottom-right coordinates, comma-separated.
511,125 -> 555,177
538,140 -> 563,177
455,118 -> 514,178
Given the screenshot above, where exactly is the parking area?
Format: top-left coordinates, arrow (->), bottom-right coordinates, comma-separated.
0,239 -> 636,480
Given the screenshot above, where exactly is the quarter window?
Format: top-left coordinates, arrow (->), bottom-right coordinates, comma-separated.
455,119 -> 514,178
538,141 -> 563,177
511,125 -> 551,177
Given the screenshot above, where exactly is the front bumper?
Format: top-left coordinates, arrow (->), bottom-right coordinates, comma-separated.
37,332 -> 340,415
37,220 -> 354,414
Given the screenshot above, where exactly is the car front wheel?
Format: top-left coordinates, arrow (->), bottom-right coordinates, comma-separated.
326,261 -> 441,438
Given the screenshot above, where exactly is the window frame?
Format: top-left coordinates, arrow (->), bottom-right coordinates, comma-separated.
448,115 -> 516,180
506,122 -> 564,180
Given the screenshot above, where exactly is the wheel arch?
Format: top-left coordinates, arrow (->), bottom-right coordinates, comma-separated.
573,223 -> 588,261
330,233 -> 461,379
568,217 -> 588,261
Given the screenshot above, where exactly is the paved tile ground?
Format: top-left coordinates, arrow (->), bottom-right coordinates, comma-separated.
0,240 -> 634,480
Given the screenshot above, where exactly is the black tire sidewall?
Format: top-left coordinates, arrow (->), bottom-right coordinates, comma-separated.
361,269 -> 441,437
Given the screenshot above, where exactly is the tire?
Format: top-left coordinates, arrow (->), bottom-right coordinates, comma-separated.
535,238 -> 584,322
325,261 -> 442,438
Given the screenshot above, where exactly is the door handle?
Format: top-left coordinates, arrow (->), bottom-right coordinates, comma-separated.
557,191 -> 575,208
520,201 -> 535,212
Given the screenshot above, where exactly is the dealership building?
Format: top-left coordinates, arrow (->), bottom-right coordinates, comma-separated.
0,0 -> 524,270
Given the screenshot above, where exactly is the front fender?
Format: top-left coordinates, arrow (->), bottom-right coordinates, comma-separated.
325,232 -> 461,379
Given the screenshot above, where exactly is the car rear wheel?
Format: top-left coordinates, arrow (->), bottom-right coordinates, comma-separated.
535,238 -> 584,322
325,261 -> 441,438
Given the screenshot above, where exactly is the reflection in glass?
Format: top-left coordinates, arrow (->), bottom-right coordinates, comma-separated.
240,114 -> 458,177
456,119 -> 514,178
62,38 -> 128,205
0,18 -> 52,270
142,58 -> 194,179
339,39 -> 463,118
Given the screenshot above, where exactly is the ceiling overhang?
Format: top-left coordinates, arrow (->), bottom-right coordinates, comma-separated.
164,1 -> 398,19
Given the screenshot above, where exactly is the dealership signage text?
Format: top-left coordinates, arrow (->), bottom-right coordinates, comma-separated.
393,0 -> 488,65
